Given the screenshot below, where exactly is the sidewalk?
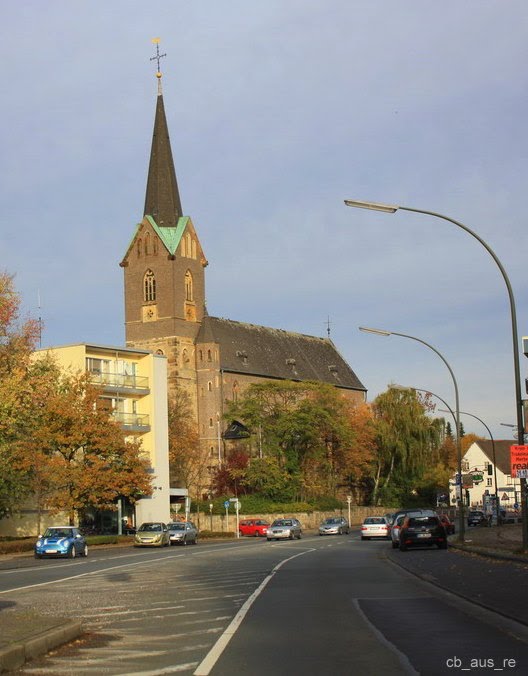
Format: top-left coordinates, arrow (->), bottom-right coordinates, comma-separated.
0,608 -> 82,672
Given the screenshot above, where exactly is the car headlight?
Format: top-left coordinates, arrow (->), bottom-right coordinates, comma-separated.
36,539 -> 42,547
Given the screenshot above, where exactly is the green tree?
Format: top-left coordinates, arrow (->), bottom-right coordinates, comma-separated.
224,380 -> 375,501
370,387 -> 444,505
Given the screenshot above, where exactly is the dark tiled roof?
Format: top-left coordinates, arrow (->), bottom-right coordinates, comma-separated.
144,94 -> 183,227
197,316 -> 366,392
473,439 -> 517,474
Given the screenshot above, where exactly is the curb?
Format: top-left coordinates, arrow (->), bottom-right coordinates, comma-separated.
448,541 -> 528,564
0,620 -> 82,673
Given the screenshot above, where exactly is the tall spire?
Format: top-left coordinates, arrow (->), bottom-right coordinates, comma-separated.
143,39 -> 183,227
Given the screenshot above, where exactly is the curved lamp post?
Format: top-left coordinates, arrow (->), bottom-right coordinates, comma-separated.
360,327 -> 465,540
347,199 -> 527,550
439,408 -> 500,524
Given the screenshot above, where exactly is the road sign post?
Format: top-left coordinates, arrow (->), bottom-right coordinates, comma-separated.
224,500 -> 230,532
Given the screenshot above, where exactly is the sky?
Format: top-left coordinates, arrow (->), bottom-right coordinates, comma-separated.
2,1 -> 528,441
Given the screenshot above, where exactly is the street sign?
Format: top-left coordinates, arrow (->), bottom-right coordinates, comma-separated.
235,500 -> 241,510
510,445 -> 528,478
471,473 -> 484,483
223,500 -> 230,509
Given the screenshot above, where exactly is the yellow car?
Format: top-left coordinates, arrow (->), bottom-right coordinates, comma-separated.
134,522 -> 170,547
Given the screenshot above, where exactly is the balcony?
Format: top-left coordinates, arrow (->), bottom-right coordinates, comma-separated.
88,371 -> 150,395
112,411 -> 151,433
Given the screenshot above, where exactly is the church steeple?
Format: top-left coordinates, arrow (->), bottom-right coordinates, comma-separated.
143,40 -> 183,228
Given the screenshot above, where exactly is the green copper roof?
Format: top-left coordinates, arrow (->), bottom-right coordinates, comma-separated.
146,215 -> 188,255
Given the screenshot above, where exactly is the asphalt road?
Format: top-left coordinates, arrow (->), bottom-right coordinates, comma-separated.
2,533 -> 527,675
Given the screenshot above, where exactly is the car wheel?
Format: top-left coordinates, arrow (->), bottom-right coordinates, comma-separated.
392,540 -> 399,549
82,544 -> 88,557
399,543 -> 407,552
290,532 -> 295,540
193,537 -> 198,545
34,552 -> 41,559
183,537 -> 187,546
69,545 -> 77,559
297,531 -> 302,539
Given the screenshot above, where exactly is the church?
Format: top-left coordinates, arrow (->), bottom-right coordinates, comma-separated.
120,61 -> 367,477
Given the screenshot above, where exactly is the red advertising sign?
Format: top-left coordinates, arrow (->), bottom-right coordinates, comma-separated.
510,445 -> 528,478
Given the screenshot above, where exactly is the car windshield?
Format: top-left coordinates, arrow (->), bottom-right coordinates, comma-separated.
324,518 -> 340,524
408,517 -> 439,527
273,520 -> 292,526
364,517 -> 385,524
169,524 -> 185,531
43,528 -> 73,538
139,523 -> 162,532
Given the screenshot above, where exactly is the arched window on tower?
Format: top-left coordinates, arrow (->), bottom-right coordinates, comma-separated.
144,269 -> 156,302
186,233 -> 192,258
191,239 -> 197,259
137,238 -> 142,257
185,271 -> 193,301
145,232 -> 150,255
153,235 -> 159,255
181,236 -> 186,257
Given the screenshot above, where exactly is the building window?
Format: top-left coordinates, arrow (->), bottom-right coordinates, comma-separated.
232,380 -> 239,402
153,235 -> 159,255
207,381 -> 212,392
207,349 -> 212,362
145,232 -> 150,255
209,418 -> 214,428
199,350 -> 203,361
210,446 -> 215,457
186,233 -> 192,257
191,239 -> 197,259
181,237 -> 186,257
137,238 -> 142,257
486,478 -> 492,486
185,271 -> 193,301
144,270 -> 156,302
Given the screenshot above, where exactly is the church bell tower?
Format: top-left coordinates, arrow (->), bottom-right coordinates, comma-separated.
120,41 -> 207,400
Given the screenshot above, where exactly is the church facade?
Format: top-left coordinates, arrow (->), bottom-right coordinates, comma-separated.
120,75 -> 367,477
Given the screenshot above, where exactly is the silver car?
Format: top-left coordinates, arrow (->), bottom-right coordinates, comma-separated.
319,516 -> 350,536
266,518 -> 302,541
167,521 -> 199,545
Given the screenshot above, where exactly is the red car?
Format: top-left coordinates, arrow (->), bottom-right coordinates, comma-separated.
438,513 -> 455,535
238,519 -> 270,537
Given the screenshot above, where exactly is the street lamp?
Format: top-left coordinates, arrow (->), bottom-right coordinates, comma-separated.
346,199 -> 527,550
439,408 -> 500,525
360,326 -> 465,541
209,502 -> 214,531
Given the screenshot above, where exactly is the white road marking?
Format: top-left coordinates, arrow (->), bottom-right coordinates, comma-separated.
193,548 -> 316,675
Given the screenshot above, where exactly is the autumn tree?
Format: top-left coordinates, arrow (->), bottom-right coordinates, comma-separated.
0,272 -> 40,517
223,380 -> 375,502
13,363 -> 153,526
168,386 -> 210,500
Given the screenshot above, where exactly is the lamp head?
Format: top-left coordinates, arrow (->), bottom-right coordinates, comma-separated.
344,199 -> 399,213
359,326 -> 392,337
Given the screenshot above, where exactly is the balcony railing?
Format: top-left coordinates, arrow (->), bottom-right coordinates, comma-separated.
88,371 -> 149,392
112,412 -> 150,431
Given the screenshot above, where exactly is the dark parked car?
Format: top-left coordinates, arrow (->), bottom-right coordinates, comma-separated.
35,526 -> 88,559
399,514 -> 448,551
467,510 -> 486,527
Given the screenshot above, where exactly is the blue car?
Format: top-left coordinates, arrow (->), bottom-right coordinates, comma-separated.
35,526 -> 88,559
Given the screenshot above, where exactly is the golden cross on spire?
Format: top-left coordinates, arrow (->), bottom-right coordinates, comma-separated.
150,38 -> 166,93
